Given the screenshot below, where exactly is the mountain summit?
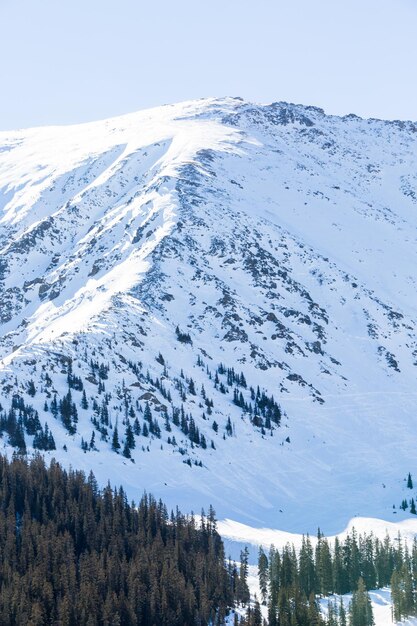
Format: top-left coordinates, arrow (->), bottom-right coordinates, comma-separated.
1,97 -> 417,531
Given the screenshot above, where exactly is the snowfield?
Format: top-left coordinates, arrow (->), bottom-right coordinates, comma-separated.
218,516 -> 417,554
1,96 -> 417,554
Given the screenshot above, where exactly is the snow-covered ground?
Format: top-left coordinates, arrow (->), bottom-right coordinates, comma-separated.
320,588 -> 417,626
1,97 -> 417,544
219,516 -> 417,554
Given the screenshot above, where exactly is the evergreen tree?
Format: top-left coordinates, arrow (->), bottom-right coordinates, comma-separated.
133,418 -> 141,436
316,536 -> 333,595
125,422 -> 135,450
307,592 -> 324,626
112,426 -> 120,452
50,394 -> 58,417
391,563 -> 415,621
237,547 -> 250,605
59,390 -> 77,434
339,598 -> 347,626
299,534 -> 316,597
327,599 -> 338,626
333,537 -> 346,594
81,390 -> 88,410
144,402 -> 152,423
348,578 -> 374,626
89,430 -> 96,451
123,439 -> 131,458
258,547 -> 269,604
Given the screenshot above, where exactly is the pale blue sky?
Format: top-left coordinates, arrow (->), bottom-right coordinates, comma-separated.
1,0 -> 416,130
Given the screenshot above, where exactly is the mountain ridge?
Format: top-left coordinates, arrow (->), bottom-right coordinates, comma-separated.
0,96 -> 417,533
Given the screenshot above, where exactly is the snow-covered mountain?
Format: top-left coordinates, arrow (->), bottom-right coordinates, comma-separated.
1,96 -> 417,534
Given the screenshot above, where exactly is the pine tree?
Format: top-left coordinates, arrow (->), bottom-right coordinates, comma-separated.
407,472 -> 413,489
390,570 -> 402,622
307,592 -> 323,626
391,563 -> 415,621
125,422 -> 135,450
402,563 -> 415,619
333,536 -> 347,594
349,577 -> 374,626
238,547 -> 250,605
144,402 -> 152,423
339,597 -> 347,626
50,394 -> 58,417
299,534 -> 316,597
122,439 -> 131,458
89,431 -> 96,451
258,546 -> 269,604
133,418 -> 141,435
316,535 -> 333,595
327,599 -> 338,626
111,426 -> 120,452
47,427 -> 56,450
81,390 -> 88,410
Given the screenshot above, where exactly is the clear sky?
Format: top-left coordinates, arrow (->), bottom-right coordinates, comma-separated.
1,0 -> 417,130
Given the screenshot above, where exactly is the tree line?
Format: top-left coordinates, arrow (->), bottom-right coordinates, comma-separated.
0,454 -> 249,625
257,526 -> 417,625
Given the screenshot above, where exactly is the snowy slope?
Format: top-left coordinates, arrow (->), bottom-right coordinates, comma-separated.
320,589 -> 417,626
1,97 -> 417,535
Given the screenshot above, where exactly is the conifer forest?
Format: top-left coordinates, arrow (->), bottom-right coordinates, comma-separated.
2,70 -> 417,626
